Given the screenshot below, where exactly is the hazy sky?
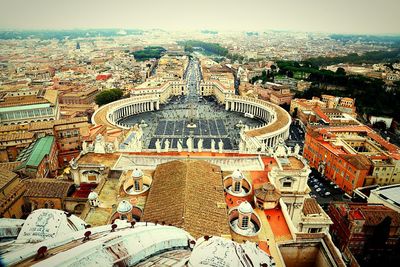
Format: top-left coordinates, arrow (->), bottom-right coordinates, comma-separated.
0,0 -> 399,34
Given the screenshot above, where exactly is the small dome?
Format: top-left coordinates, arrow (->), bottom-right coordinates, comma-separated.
232,169 -> 243,180
132,168 -> 144,179
238,201 -> 253,214
88,191 -> 98,200
117,200 -> 132,214
262,182 -> 275,191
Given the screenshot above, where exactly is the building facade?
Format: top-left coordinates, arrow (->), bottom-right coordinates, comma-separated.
0,89 -> 60,126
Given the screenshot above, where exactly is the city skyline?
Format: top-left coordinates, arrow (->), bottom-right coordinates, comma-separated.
0,0 -> 400,35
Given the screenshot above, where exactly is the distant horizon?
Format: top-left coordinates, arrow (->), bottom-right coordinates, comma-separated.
0,27 -> 400,37
0,0 -> 399,35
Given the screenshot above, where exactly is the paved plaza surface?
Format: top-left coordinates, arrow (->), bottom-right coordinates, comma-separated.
119,59 -> 264,150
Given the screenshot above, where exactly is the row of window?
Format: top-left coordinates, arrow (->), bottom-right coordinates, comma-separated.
0,108 -> 54,120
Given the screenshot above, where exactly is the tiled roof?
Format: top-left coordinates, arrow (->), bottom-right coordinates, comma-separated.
0,169 -> 18,190
142,160 -> 231,238
0,162 -> 21,172
0,132 -> 34,142
254,182 -> 281,202
24,178 -> 73,198
302,198 -> 321,215
43,89 -> 58,105
340,154 -> 371,170
246,104 -> 290,137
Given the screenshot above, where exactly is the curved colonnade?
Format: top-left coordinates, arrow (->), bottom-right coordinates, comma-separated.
225,95 -> 291,149
92,95 -> 160,129
92,94 -> 291,149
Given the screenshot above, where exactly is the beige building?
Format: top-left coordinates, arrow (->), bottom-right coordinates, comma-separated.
0,89 -> 60,126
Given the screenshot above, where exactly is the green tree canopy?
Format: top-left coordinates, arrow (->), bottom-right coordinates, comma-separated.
95,89 -> 124,106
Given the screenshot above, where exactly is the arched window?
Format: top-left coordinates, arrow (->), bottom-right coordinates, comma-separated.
242,216 -> 249,228
44,201 -> 54,209
280,176 -> 295,188
134,180 -> 140,191
234,181 -> 241,192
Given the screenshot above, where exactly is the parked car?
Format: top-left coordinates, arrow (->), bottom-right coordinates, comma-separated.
324,192 -> 331,197
316,188 -> 322,192
314,184 -> 320,189
310,194 -> 317,198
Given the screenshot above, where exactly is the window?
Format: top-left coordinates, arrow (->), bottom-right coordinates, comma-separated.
308,228 -> 321,233
234,182 -> 241,192
88,175 -> 97,181
134,180 -> 140,191
242,216 -> 249,228
283,181 -> 292,188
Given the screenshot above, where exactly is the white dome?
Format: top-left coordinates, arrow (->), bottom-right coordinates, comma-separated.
117,200 -> 132,214
132,168 -> 143,179
88,191 -> 98,200
232,169 -> 243,180
238,201 -> 253,214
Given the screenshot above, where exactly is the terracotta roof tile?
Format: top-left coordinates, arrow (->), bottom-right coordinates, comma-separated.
302,198 -> 321,215
0,169 -> 18,190
24,179 -> 73,198
142,160 -> 231,238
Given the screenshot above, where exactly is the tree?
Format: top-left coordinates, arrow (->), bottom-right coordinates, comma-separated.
95,89 -> 124,106
336,67 -> 346,76
373,121 -> 387,130
184,45 -> 194,53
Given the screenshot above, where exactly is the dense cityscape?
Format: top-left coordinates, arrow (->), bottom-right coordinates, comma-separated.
1,1 -> 400,267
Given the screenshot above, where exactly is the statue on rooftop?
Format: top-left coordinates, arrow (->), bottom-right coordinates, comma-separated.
211,139 -> 216,152
198,138 -> 203,152
164,139 -> 170,152
155,139 -> 161,153
294,144 -> 300,155
218,139 -> 224,154
177,139 -> 183,152
187,136 -> 193,153
70,157 -> 78,169
239,140 -> 245,153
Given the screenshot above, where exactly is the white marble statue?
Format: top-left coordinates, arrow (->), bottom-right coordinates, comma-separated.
187,136 -> 193,153
177,139 -> 183,152
155,139 -> 161,153
82,141 -> 87,153
239,140 -> 245,152
164,139 -> 170,152
94,134 -> 105,154
218,139 -> 224,154
211,139 -> 216,152
198,138 -> 203,152
294,144 -> 300,155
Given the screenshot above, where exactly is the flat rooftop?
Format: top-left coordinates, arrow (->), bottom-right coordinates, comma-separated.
372,184 -> 400,207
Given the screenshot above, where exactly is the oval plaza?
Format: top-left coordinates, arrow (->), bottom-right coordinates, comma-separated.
92,56 -> 290,152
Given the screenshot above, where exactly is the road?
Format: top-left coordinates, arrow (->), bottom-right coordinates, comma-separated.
285,120 -> 305,153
